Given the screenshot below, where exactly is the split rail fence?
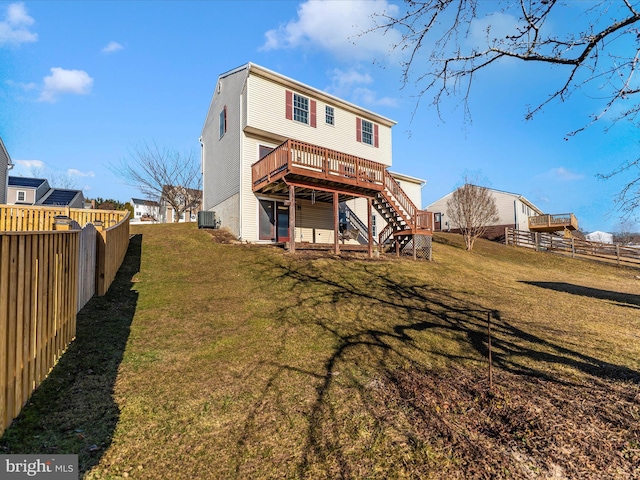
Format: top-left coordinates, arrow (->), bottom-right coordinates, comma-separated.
0,205 -> 130,436
505,228 -> 640,267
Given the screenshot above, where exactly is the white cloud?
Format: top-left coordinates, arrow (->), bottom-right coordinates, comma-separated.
0,2 -> 37,46
261,0 -> 402,62
5,79 -> 36,91
102,41 -> 123,54
326,68 -> 397,108
541,167 -> 584,181
38,67 -> 94,103
68,168 -> 95,177
352,87 -> 397,108
15,159 -> 44,170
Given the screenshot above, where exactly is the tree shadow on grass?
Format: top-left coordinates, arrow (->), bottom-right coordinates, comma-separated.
521,281 -> 640,309
241,254 -> 640,478
0,234 -> 141,477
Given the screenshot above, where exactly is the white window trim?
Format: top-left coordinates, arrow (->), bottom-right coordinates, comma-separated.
293,93 -> 309,125
17,190 -> 26,202
361,119 -> 374,146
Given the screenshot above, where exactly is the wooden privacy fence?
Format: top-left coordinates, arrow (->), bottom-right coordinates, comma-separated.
0,230 -> 79,435
0,207 -> 130,436
505,228 -> 640,267
0,205 -> 127,232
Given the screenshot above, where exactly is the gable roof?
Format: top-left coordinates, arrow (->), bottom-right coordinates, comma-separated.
40,188 -> 83,206
428,184 -> 544,215
131,197 -> 160,207
213,62 -> 397,128
8,176 -> 48,188
0,137 -> 12,168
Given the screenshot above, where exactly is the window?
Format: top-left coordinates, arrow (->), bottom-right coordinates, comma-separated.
372,215 -> 377,237
293,94 -> 309,124
286,90 -> 316,127
356,118 -> 379,147
219,106 -> 227,139
361,120 -> 373,145
259,145 -> 274,160
326,106 -> 334,125
17,191 -> 26,202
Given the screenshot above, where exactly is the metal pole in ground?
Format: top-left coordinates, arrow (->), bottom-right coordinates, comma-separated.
487,311 -> 493,390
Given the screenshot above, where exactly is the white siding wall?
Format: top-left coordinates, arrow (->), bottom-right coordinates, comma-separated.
492,191 -> 518,226
201,68 -> 247,231
245,74 -> 392,166
428,189 -> 535,231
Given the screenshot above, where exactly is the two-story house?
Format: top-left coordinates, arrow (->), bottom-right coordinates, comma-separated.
7,176 -> 85,208
427,186 -> 546,239
200,63 -> 432,256
0,137 -> 13,204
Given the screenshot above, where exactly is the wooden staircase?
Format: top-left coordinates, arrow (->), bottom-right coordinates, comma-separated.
373,170 -> 432,253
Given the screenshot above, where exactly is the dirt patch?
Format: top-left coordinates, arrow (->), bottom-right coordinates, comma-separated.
371,365 -> 640,479
202,227 -> 241,244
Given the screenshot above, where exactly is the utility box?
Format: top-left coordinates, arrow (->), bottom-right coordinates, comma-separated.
197,211 -> 217,229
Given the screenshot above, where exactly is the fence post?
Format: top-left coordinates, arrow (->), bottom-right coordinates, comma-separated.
505,227 -> 509,246
535,232 -> 539,251
571,237 -> 575,258
616,244 -> 620,265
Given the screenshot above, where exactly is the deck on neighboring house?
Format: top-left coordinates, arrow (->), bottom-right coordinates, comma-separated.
528,213 -> 578,233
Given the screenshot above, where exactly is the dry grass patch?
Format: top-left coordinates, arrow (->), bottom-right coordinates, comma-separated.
1,224 -> 638,479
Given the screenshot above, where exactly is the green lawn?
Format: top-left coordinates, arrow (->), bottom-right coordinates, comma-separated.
2,222 -> 638,479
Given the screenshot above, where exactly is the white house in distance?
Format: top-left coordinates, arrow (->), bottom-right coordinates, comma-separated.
585,231 -> 614,244
130,197 -> 161,223
200,62 -> 431,255
0,137 -> 13,204
427,185 -> 545,240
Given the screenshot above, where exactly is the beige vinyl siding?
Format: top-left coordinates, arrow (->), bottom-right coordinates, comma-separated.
493,191 -> 518,227
7,187 -> 37,205
295,199 -> 336,243
201,68 -> 247,218
245,74 -> 392,166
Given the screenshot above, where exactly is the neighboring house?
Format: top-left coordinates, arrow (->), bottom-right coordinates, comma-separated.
7,176 -> 85,208
427,186 -> 544,240
200,62 -> 431,252
585,231 -> 614,244
0,137 -> 13,204
158,185 -> 202,223
131,197 -> 161,223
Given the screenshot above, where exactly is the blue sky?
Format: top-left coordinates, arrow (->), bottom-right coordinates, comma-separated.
1,0 -> 638,233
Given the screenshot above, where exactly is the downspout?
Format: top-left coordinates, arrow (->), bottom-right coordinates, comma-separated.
238,82 -> 245,241
199,136 -> 204,209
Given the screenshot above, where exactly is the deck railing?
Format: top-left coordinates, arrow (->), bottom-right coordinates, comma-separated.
252,139 -> 386,190
528,213 -> 578,230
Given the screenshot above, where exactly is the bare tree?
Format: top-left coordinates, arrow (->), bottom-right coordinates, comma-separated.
112,141 -> 202,223
446,181 -> 499,250
371,1 -> 640,215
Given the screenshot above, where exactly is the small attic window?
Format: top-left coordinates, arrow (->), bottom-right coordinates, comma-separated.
217,82 -> 221,93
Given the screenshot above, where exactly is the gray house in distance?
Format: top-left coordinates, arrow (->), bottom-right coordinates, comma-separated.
0,137 -> 13,204
8,176 -> 85,208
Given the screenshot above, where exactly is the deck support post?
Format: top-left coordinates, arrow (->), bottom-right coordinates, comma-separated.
333,192 -> 340,255
367,198 -> 373,259
289,184 -> 296,254
413,235 -> 417,261
395,236 -> 400,257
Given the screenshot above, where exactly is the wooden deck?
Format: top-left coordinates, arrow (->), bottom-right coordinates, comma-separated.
252,139 -> 386,201
528,213 -> 578,232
